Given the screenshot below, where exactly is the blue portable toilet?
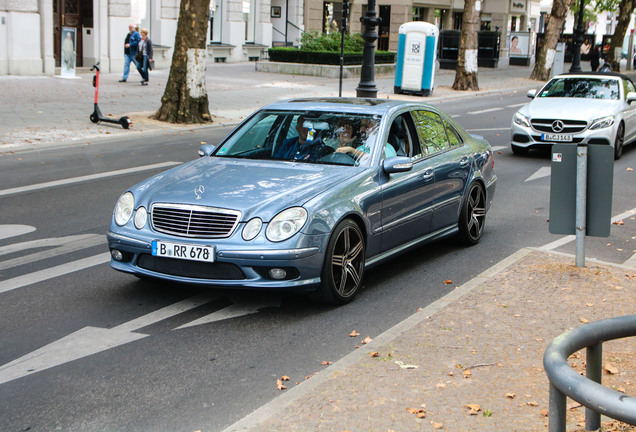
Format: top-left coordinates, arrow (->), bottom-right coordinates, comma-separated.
394,22 -> 439,96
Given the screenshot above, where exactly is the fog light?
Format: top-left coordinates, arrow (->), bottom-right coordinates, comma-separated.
111,249 -> 123,261
269,268 -> 287,280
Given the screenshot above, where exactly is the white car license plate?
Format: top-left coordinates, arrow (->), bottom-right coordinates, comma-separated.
542,133 -> 573,142
152,241 -> 215,262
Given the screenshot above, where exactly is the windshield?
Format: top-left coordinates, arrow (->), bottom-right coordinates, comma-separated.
538,77 -> 620,100
214,110 -> 385,166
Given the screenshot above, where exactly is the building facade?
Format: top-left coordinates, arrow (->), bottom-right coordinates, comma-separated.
0,0 -> 632,76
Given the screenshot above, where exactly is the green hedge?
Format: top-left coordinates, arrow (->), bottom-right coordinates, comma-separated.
268,48 -> 396,65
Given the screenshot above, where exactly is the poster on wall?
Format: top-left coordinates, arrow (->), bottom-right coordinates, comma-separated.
509,32 -> 531,58
61,27 -> 77,78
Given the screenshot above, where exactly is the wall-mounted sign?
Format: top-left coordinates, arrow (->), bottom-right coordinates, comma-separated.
510,0 -> 526,14
61,26 -> 76,78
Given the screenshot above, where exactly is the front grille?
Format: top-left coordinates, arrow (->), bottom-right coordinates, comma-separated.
151,203 -> 241,238
138,255 -> 246,280
531,119 -> 587,133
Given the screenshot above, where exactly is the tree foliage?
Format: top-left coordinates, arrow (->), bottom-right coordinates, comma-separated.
604,0 -> 635,72
299,31 -> 365,52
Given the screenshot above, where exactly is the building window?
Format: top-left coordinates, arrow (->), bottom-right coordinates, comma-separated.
412,7 -> 424,21
453,12 -> 463,30
323,2 -> 342,34
210,0 -> 222,43
244,0 -> 255,42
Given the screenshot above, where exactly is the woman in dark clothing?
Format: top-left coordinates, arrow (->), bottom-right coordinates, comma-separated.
136,28 -> 154,85
590,44 -> 601,72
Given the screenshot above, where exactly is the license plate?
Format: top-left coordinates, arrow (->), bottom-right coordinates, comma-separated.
152,241 -> 215,262
542,133 -> 573,142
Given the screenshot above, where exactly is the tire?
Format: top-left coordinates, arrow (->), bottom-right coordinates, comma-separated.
511,144 -> 529,155
614,123 -> 624,160
312,219 -> 365,305
89,113 -> 99,124
457,182 -> 487,246
120,117 -> 131,129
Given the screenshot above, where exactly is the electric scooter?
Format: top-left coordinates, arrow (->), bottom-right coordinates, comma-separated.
90,62 -> 131,129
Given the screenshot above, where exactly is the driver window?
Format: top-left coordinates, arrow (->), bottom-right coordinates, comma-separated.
411,110 -> 450,155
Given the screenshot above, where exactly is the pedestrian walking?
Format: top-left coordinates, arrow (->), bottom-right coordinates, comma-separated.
590,44 -> 601,72
136,28 -> 153,86
120,23 -> 141,83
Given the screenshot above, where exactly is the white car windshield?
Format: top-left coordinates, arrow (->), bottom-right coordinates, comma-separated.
538,77 -> 620,100
214,111 -> 385,166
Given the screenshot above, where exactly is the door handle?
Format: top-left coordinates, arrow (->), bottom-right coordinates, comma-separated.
422,169 -> 434,181
459,157 -> 470,167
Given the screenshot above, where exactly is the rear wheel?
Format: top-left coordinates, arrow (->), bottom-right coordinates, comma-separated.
312,219 -> 365,305
457,182 -> 486,246
614,123 -> 624,160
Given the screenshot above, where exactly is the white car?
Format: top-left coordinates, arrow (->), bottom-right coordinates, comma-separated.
511,72 -> 636,160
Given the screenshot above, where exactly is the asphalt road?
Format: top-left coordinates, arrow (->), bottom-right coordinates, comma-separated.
1,91 -> 635,432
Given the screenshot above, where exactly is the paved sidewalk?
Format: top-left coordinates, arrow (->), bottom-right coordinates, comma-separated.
0,61 -> 544,152
226,248 -> 636,432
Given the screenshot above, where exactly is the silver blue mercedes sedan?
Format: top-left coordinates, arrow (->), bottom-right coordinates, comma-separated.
107,98 -> 497,304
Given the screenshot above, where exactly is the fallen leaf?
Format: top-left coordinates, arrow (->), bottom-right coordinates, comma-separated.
433,423 -> 443,429
463,370 -> 472,378
627,167 -> 634,171
579,317 -> 589,324
369,352 -> 379,357
361,336 -> 372,344
526,401 -> 539,407
617,386 -> 626,393
506,393 -> 516,399
349,330 -> 360,337
280,375 -> 290,381
605,362 -> 619,375
465,404 -> 481,413
395,361 -> 419,369
321,361 -> 333,366
444,279 -> 453,284
541,409 -> 549,417
276,379 -> 287,390
436,383 -> 447,388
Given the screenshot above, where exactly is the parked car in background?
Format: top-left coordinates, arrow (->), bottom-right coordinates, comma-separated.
107,98 -> 497,304
511,72 -> 636,160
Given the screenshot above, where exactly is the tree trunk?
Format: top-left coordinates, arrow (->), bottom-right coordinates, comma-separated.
530,0 -> 572,81
154,0 -> 212,124
452,0 -> 479,90
606,0 -> 634,72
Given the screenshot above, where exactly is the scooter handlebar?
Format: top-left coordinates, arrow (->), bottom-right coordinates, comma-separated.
90,62 -> 101,72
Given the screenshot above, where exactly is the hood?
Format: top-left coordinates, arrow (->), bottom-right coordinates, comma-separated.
131,157 -> 353,221
522,97 -> 621,121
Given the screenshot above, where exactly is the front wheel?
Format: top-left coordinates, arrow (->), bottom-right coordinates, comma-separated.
614,123 -> 624,160
312,219 -> 365,305
457,182 -> 487,246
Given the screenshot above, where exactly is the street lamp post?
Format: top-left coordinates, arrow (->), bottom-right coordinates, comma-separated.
569,0 -> 585,73
356,0 -> 381,98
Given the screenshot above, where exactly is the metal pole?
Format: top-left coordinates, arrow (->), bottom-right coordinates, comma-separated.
548,383 -> 567,432
356,0 -> 380,98
585,342 -> 602,430
569,0 -> 585,73
575,145 -> 587,267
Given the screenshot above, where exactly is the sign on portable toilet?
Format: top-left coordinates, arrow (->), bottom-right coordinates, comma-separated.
394,22 -> 439,96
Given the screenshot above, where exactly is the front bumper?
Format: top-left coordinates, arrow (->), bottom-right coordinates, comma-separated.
510,123 -> 615,149
107,230 -> 327,290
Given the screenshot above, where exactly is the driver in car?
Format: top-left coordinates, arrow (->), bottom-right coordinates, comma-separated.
275,116 -> 334,162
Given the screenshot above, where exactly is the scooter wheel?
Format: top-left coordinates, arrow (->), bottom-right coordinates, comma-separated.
90,113 -> 99,123
120,117 -> 131,129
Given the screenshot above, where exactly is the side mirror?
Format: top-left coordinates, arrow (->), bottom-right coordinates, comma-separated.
627,91 -> 636,105
198,144 -> 217,157
527,89 -> 537,99
383,156 -> 413,174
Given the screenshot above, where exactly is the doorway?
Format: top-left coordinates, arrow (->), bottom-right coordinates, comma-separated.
53,0 -> 93,67
378,5 -> 390,51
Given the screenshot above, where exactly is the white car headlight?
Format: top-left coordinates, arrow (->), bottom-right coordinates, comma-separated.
266,207 -> 308,242
114,192 -> 134,226
242,218 -> 263,241
589,115 -> 615,130
134,206 -> 147,229
513,112 -> 531,128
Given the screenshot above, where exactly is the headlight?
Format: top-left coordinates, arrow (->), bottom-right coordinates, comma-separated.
266,207 -> 308,242
242,218 -> 262,241
134,206 -> 147,229
513,112 -> 531,128
114,192 -> 135,226
589,115 -> 615,130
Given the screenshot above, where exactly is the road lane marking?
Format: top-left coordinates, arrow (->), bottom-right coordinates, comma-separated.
0,234 -> 106,271
467,107 -> 503,115
490,146 -> 507,152
0,252 -> 110,294
525,166 -> 551,182
0,162 -> 180,197
465,128 -> 510,132
0,225 -> 36,241
506,102 -> 527,108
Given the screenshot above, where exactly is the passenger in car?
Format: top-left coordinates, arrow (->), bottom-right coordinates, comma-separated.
274,116 -> 334,162
335,118 -> 397,160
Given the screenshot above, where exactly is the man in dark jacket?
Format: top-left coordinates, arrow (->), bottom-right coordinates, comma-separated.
120,24 -> 140,83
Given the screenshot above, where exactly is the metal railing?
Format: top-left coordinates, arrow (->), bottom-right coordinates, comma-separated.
543,315 -> 636,432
